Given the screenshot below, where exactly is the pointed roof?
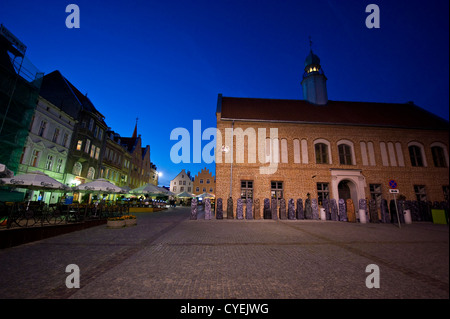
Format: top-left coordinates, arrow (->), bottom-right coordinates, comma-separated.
132,118 -> 138,138
39,70 -> 105,122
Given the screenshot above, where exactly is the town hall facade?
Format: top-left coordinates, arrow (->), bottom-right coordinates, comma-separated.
215,48 -> 449,219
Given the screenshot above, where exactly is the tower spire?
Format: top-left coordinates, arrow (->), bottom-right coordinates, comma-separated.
132,117 -> 138,138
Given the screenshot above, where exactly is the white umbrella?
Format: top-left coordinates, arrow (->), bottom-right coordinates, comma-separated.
0,170 -> 69,191
130,183 -> 165,195
198,192 -> 215,198
73,178 -> 123,193
158,186 -> 175,196
176,191 -> 195,198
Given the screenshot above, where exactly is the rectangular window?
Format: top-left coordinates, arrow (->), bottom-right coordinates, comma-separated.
98,129 -> 103,141
76,140 -> 83,151
195,187 -> 199,192
89,118 -> 94,131
200,179 -> 204,184
52,128 -> 60,143
241,180 -> 253,200
338,144 -> 353,165
30,150 -> 40,167
180,187 -> 184,192
414,185 -> 427,202
56,158 -> 63,173
85,139 -> 91,153
20,147 -> 26,164
45,155 -> 53,170
63,133 -> 69,147
188,187 -> 191,192
206,179 -> 210,184
409,146 -> 424,167
94,125 -> 99,138
38,121 -> 47,137
95,147 -> 100,160
90,145 -> 96,158
432,146 -> 447,167
317,182 -> 330,206
271,181 -> 283,200
315,143 -> 329,164
173,186 -> 177,192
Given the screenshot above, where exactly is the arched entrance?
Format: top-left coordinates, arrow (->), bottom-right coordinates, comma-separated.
336,178 -> 359,207
338,180 -> 351,201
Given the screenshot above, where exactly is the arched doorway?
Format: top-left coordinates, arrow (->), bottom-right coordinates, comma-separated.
338,180 -> 351,201
337,179 -> 358,206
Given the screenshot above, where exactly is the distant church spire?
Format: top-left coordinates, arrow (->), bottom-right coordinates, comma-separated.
132,117 -> 138,138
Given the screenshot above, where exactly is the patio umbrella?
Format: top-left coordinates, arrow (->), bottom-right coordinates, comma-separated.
176,191 -> 195,198
129,183 -> 165,195
158,186 -> 175,196
72,178 -> 123,193
0,170 -> 69,191
198,192 -> 215,198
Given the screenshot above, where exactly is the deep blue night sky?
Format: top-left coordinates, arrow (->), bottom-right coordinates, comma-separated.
1,0 -> 448,186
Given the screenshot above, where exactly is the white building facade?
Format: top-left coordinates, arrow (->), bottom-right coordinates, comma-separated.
18,96 -> 76,203
169,169 -> 193,194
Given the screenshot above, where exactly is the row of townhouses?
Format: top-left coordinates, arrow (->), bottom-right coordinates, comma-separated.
0,25 -> 158,203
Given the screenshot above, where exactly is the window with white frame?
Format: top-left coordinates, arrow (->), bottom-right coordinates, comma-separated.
73,162 -> 82,176
45,155 -> 54,170
87,167 -> 95,180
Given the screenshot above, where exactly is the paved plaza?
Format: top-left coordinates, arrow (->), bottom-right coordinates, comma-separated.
0,206 -> 448,300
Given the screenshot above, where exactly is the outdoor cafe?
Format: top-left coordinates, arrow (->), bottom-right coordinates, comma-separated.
0,170 -> 173,229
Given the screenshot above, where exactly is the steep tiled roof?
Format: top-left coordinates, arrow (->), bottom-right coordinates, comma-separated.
39,70 -> 105,122
218,96 -> 449,130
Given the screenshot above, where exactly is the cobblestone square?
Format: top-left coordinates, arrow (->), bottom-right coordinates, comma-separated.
0,207 -> 448,299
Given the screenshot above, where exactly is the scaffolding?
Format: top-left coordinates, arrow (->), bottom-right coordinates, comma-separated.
0,24 -> 44,175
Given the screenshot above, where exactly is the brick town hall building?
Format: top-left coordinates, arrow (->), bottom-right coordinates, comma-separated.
215,48 -> 449,220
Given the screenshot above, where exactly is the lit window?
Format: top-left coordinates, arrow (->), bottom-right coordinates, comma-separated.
271,181 -> 283,200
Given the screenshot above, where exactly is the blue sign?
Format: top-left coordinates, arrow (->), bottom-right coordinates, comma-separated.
388,180 -> 397,189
